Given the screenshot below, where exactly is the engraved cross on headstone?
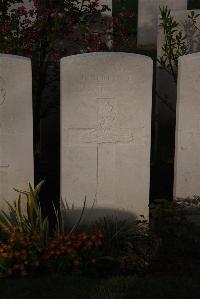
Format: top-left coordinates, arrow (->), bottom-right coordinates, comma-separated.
68,98 -> 135,201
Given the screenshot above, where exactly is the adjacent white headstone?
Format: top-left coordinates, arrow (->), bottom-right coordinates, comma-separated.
137,0 -> 187,48
0,54 -> 34,210
174,53 -> 200,199
61,52 -> 153,219
156,10 -> 200,162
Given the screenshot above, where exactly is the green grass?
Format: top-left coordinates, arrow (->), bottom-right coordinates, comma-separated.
1,274 -> 200,299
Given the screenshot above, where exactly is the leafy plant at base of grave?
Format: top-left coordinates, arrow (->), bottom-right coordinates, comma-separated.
53,197 -> 87,237
0,180 -> 49,244
157,6 -> 189,83
0,181 -> 106,278
92,216 -> 159,276
41,229 -> 104,275
150,199 -> 200,274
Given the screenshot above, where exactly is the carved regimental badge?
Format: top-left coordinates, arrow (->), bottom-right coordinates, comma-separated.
0,76 -> 6,106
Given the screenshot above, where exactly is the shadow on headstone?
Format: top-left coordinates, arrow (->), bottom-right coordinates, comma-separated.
61,207 -> 138,230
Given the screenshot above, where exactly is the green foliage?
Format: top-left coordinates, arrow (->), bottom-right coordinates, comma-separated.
0,181 -> 107,278
150,199 -> 200,273
0,180 -> 49,243
93,216 -> 158,275
54,197 -> 87,236
158,7 -> 200,83
157,6 -> 188,83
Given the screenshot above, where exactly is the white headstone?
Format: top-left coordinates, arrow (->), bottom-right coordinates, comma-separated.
0,54 -> 34,210
61,52 -> 153,220
174,52 -> 200,199
137,0 -> 187,48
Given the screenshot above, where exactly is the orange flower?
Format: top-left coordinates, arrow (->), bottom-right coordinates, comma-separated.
95,240 -> 102,246
14,251 -> 21,257
91,258 -> 96,264
91,235 -> 97,241
20,270 -> 27,277
31,261 -> 39,267
13,264 -> 20,270
66,247 -> 73,254
19,264 -> 25,271
84,241 -> 93,249
73,259 -> 80,266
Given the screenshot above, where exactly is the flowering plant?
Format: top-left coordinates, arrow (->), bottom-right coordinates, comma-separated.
41,229 -> 104,274
0,227 -> 104,277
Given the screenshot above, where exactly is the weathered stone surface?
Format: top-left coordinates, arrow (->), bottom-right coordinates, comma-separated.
174,53 -> 200,199
61,52 -> 153,219
0,54 -> 34,209
137,0 -> 187,48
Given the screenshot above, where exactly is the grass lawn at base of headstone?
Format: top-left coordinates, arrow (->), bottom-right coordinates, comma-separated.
1,274 -> 200,299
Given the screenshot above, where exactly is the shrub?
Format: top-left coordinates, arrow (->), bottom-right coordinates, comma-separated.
41,229 -> 104,275
0,228 -> 104,277
150,199 -> 200,274
93,216 -> 158,275
0,182 -> 105,278
0,228 -> 43,277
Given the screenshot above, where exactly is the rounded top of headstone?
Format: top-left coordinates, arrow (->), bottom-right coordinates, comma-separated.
179,52 -> 200,63
0,54 -> 31,62
61,52 -> 152,64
